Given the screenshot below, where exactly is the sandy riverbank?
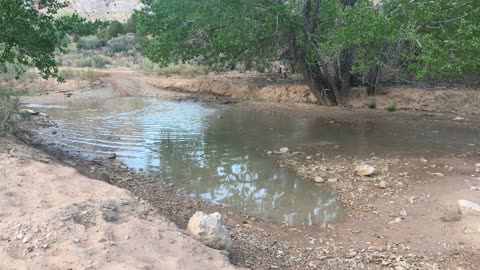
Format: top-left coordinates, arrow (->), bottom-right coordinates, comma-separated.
0,138 -> 237,270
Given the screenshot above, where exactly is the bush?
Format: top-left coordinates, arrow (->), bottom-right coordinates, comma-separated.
107,20 -> 125,39
77,36 -> 105,50
107,34 -> 140,52
367,100 -> 376,109
58,68 -> 100,81
0,88 -> 21,135
386,104 -> 397,112
156,63 -> 209,76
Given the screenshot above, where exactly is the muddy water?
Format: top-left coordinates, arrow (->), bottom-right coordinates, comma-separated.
27,97 -> 479,225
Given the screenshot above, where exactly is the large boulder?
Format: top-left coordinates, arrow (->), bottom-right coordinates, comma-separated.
457,200 -> 480,216
187,211 -> 232,250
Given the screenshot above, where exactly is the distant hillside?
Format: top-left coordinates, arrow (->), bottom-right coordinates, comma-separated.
63,0 -> 143,21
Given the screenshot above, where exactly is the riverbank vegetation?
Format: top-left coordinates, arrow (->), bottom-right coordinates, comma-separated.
134,0 -> 480,106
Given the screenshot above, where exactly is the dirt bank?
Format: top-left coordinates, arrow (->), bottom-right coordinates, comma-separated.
151,71 -> 480,115
0,138 -> 237,270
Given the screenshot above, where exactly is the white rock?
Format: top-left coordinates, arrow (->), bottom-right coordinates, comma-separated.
327,178 -> 338,183
314,176 -> 324,183
354,165 -> 376,176
22,235 -> 33,243
187,211 -> 232,250
399,209 -> 407,217
16,233 -> 24,240
453,116 -> 465,121
378,180 -> 387,189
475,163 -> 480,167
279,147 -> 289,154
463,224 -> 480,234
457,200 -> 480,216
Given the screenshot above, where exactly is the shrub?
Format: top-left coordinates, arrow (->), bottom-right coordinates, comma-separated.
386,104 -> 397,112
156,63 -> 209,76
107,20 -> 125,39
0,88 -> 21,135
368,100 -> 376,109
77,36 -> 105,50
58,68 -> 100,81
107,34 -> 140,52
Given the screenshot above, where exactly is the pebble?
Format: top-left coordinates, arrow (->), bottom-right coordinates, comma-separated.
279,147 -> 289,154
378,180 -> 387,189
327,178 -> 338,183
16,233 -> 24,240
314,176 -> 324,183
22,235 -> 33,244
399,209 -> 407,217
457,200 -> 480,216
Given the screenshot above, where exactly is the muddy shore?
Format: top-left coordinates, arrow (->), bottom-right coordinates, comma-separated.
6,69 -> 480,269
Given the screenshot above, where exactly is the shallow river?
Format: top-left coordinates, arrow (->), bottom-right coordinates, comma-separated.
26,97 -> 479,225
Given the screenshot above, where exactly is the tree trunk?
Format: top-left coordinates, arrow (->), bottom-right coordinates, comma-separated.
367,65 -> 382,96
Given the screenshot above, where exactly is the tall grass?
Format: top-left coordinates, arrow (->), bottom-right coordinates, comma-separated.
58,68 -> 100,81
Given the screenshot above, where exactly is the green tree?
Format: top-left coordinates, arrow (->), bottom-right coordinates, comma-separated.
0,0 -> 105,80
107,20 -> 125,39
135,0 -> 480,106
124,16 -> 137,33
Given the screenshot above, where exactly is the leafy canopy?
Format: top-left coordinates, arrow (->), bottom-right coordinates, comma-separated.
0,0 -> 106,80
135,0 -> 480,80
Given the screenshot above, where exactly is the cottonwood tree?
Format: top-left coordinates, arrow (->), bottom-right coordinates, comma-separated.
0,0 -> 105,80
135,0 -> 480,106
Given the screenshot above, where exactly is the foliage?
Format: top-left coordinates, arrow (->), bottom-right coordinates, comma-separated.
58,68 -> 100,81
107,34 -> 141,53
135,0 -> 480,106
107,20 -> 126,39
368,100 -> 376,109
77,36 -> 107,50
0,88 -> 21,135
124,16 -> 137,33
0,0 -> 106,80
386,104 -> 397,112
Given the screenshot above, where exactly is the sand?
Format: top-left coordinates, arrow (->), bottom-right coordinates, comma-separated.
0,141 -> 238,270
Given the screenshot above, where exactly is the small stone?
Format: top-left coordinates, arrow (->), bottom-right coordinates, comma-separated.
355,165 -> 376,176
475,163 -> 480,167
378,180 -> 387,189
420,158 -> 428,163
431,172 -> 444,177
327,178 -> 338,183
107,153 -> 117,159
279,147 -> 289,154
22,235 -> 33,243
119,165 -> 128,169
267,151 -> 273,155
388,217 -> 402,225
16,233 -> 24,240
306,156 -> 312,160
111,160 -> 122,166
399,209 -> 407,217
453,116 -> 465,121
463,224 -> 480,234
73,238 -> 80,244
457,200 -> 480,216
314,176 -> 324,183
440,213 -> 462,222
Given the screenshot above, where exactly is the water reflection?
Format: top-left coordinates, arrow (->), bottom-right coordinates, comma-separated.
29,98 -> 342,225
